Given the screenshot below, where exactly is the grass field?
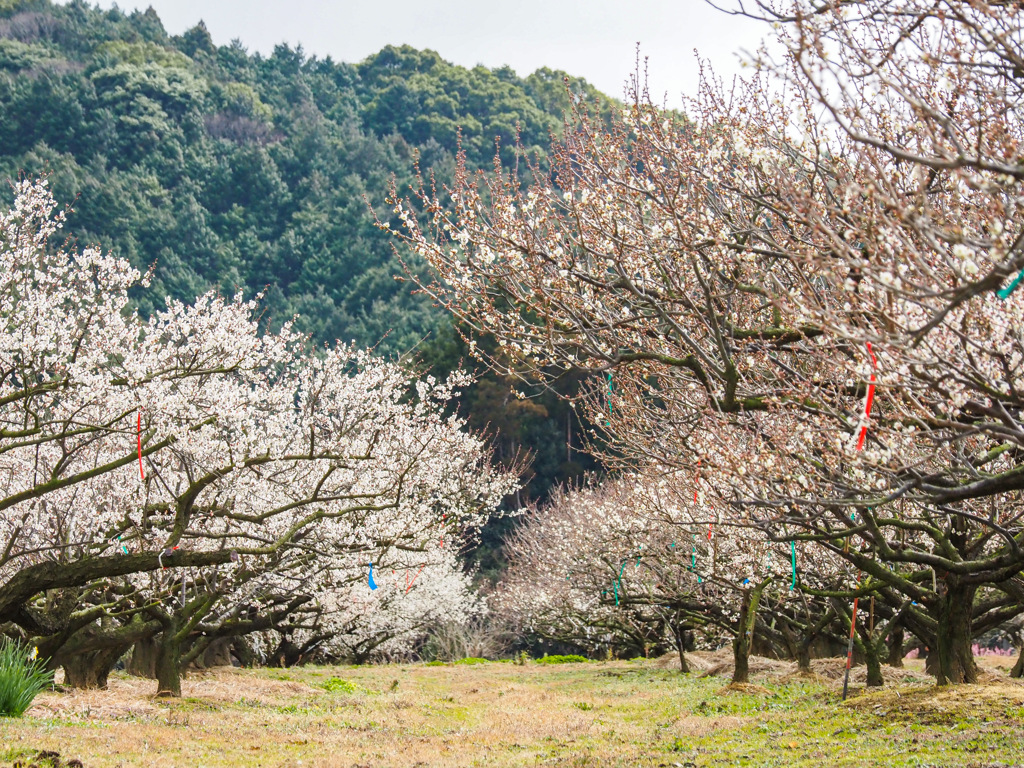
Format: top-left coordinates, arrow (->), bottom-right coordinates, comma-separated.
1,654 -> 1022,767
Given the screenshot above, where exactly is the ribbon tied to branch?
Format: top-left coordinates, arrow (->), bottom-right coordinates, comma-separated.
855,342 -> 878,451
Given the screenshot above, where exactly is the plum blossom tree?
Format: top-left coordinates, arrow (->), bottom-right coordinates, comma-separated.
0,179 -> 517,694
495,472 -> 804,681
390,0 -> 1024,685
709,0 -> 1024,685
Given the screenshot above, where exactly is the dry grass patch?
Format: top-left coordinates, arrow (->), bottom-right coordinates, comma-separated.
0,657 -> 1022,767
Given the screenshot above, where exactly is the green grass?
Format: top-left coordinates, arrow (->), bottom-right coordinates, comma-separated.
0,657 -> 1021,766
535,654 -> 589,664
316,676 -> 359,693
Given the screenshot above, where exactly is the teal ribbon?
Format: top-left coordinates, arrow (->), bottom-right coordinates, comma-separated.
606,372 -> 613,426
790,540 -> 797,591
614,561 -> 626,606
998,268 -> 1024,300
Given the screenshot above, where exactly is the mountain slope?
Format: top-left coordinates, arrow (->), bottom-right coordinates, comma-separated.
0,0 -> 614,353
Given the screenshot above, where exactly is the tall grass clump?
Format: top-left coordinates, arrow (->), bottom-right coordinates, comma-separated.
0,639 -> 51,716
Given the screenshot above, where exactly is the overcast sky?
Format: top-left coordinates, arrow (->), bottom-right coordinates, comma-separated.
74,0 -> 770,106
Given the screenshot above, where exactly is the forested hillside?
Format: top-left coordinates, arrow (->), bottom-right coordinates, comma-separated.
0,0 -> 610,348
0,0 -> 610,545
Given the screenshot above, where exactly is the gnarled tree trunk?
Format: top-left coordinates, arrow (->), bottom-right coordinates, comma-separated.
1010,646 -> 1023,679
854,616 -> 884,688
270,638 -> 303,668
861,635 -> 884,687
195,638 -> 233,669
933,579 -> 978,685
61,646 -> 123,689
231,637 -> 256,668
47,614 -> 160,690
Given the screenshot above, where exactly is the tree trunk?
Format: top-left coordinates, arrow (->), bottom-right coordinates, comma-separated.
854,620 -> 884,687
672,623 -> 689,673
863,637 -> 883,687
1010,646 -> 1023,679
61,647 -> 122,689
270,638 -> 302,668
127,636 -> 159,678
154,626 -> 183,697
796,638 -> 812,672
933,580 -> 978,685
199,638 -> 233,669
886,623 -> 904,668
231,637 -> 256,668
732,581 -> 767,684
779,620 -> 797,661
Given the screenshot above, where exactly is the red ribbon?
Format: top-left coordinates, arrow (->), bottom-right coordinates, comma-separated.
855,343 -> 877,451
405,564 -> 425,594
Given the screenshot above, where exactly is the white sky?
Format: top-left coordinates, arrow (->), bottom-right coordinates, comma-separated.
74,0 -> 771,107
